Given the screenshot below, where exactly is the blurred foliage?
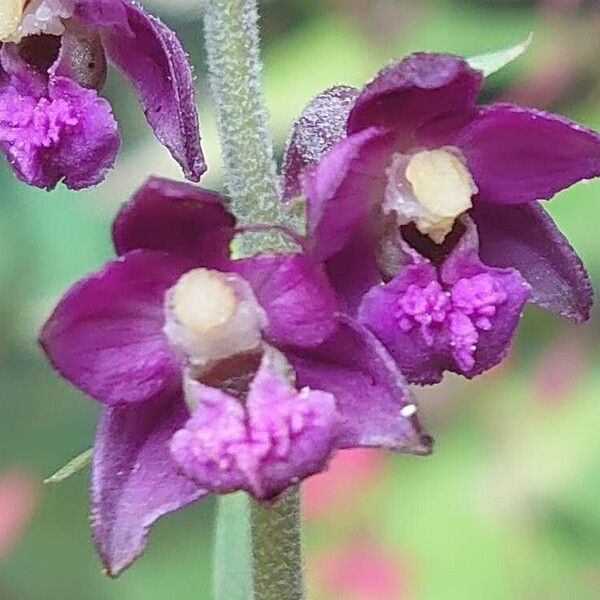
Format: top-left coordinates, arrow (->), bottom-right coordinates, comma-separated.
2,0 -> 600,599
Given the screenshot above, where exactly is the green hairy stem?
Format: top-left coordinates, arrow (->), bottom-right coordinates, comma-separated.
203,1 -> 305,599
250,488 -> 304,600
204,0 -> 286,253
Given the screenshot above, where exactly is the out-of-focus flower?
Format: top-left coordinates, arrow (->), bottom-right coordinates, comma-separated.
283,53 -> 595,384
303,448 -> 386,519
39,176 -> 431,576
531,329 -> 590,405
0,469 -> 38,559
311,539 -> 411,600
0,0 -> 204,190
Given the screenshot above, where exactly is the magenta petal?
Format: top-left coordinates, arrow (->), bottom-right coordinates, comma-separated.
74,0 -> 131,32
100,2 -> 205,181
288,317 -> 432,454
455,104 -> 600,204
0,43 -> 46,95
92,390 -> 205,577
325,230 -> 382,314
171,358 -> 341,501
472,202 -> 593,322
282,86 -> 359,200
347,53 -> 482,146
113,176 -> 235,266
233,254 -> 338,348
39,250 -> 194,406
305,127 -> 392,260
0,76 -> 119,190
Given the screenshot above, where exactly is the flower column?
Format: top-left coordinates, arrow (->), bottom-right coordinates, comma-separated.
203,1 -> 304,599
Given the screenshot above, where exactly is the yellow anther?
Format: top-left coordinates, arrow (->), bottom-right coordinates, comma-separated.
0,0 -> 27,42
172,269 -> 236,334
405,148 -> 477,242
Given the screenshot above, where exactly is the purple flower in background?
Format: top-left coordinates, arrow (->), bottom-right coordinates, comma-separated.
283,53 -> 595,384
39,176 -> 431,575
0,0 -> 204,190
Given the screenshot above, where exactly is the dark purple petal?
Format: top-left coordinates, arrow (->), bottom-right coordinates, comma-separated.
472,202 -> 593,322
347,53 -> 482,148
92,389 -> 205,577
304,126 -> 392,260
454,103 -> 600,204
74,0 -> 131,32
113,176 -> 235,267
414,109 -> 477,149
0,75 -> 119,190
359,220 -> 531,383
282,85 -> 359,200
39,250 -> 194,407
233,254 -> 338,348
324,229 -> 381,315
288,317 -> 432,454
99,2 -> 205,181
171,356 -> 341,501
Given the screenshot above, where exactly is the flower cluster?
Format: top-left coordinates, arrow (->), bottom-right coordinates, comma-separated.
37,47 -> 598,575
0,0 -> 204,189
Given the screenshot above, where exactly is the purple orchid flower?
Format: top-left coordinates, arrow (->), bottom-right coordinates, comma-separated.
39,176 -> 431,576
0,0 -> 204,190
282,52 -> 595,384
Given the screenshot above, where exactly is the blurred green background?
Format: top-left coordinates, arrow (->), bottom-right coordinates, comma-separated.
2,0 -> 600,598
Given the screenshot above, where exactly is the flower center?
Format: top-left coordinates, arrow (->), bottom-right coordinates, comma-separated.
1,0 -> 75,44
395,273 -> 507,371
164,268 -> 267,368
0,92 -> 79,148
384,147 -> 477,244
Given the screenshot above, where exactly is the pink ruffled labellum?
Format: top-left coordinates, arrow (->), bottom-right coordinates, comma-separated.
171,350 -> 342,501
